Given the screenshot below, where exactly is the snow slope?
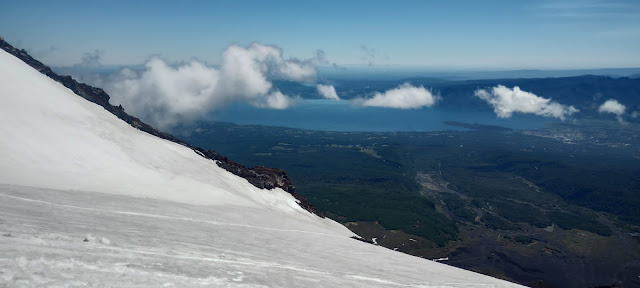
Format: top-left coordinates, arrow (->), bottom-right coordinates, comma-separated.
0,49 -> 522,287
0,49 -> 312,214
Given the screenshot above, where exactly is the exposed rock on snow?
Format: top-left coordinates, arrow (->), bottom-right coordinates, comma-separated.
83,234 -> 111,245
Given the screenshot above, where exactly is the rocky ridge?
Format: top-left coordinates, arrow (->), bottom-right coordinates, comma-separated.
0,37 -> 323,217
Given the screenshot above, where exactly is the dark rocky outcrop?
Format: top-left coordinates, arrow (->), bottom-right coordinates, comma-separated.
0,37 -> 323,217
196,148 -> 324,217
350,236 -> 375,245
593,282 -> 623,288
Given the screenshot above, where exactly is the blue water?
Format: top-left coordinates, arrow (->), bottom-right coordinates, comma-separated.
208,99 -> 557,132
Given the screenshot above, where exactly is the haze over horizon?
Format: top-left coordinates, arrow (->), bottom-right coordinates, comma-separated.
2,0 -> 639,70
2,0 -> 639,130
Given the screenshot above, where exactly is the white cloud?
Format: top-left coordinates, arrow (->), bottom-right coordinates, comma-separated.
101,43 -> 314,129
312,49 -> 344,70
316,84 -> 340,100
78,50 -> 103,67
474,85 -> 578,120
251,91 -> 299,109
598,99 -> 626,115
598,99 -> 626,123
631,111 -> 639,119
356,83 -> 437,109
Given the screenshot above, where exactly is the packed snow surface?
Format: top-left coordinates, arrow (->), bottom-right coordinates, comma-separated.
0,49 -> 522,287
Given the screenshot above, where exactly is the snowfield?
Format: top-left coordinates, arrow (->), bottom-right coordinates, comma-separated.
0,49 -> 522,287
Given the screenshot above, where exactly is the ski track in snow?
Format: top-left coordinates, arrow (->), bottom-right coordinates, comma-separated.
0,192 -> 343,238
0,190 -> 337,278
0,186 -> 521,287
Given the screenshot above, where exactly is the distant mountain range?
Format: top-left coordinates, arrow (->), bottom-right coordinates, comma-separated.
316,66 -> 640,80
426,75 -> 640,120
50,58 -> 640,125
273,74 -> 640,123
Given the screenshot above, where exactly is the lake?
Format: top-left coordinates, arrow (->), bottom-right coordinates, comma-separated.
207,99 -> 558,132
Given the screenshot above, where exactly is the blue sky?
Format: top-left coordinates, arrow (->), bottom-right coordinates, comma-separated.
1,0 -> 639,69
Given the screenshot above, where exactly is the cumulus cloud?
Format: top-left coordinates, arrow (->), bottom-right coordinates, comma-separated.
313,49 -> 345,70
78,50 -> 103,67
598,99 -> 626,123
360,45 -> 376,67
359,45 -> 388,67
316,84 -> 340,100
251,91 -> 299,109
101,43 -> 316,129
474,85 -> 578,120
356,83 -> 437,109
